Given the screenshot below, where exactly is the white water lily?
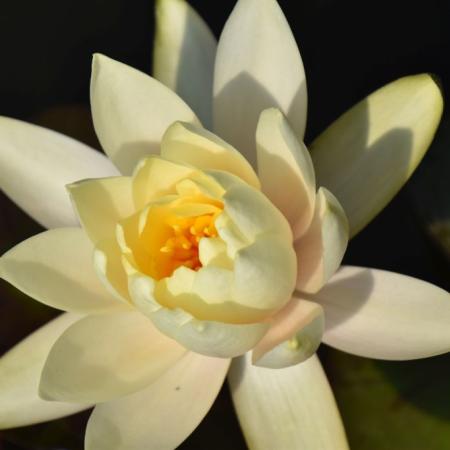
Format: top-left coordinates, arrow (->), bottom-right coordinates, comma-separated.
0,0 -> 449,449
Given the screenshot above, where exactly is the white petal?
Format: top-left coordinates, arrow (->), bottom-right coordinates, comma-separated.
295,187 -> 349,293
132,156 -> 195,210
233,234 -> 297,313
90,54 -> 200,175
161,121 -> 260,188
221,178 -> 293,243
310,74 -> 443,237
129,274 -> 269,358
67,176 -> 134,244
252,298 -> 324,369
214,0 -> 307,166
314,266 -> 450,360
0,313 -> 89,429
39,311 -> 186,403
94,237 -> 131,303
0,116 -> 118,228
0,228 -> 126,314
317,266 -> 450,360
85,351 -> 229,450
256,108 -> 316,238
153,0 -> 217,127
229,353 -> 349,450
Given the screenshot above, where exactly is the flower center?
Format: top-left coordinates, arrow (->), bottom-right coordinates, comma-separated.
121,192 -> 224,281
159,212 -> 219,273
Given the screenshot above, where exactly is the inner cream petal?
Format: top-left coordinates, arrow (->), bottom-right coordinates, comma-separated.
153,266 -> 271,324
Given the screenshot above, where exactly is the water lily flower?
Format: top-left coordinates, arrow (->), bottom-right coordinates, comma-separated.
0,0 -> 449,449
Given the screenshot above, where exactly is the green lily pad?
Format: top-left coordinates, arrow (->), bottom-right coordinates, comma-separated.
323,346 -> 450,450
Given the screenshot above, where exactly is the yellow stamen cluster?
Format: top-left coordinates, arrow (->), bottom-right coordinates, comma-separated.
160,213 -> 219,272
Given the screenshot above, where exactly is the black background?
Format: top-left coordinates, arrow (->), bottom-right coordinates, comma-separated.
0,1 -> 449,449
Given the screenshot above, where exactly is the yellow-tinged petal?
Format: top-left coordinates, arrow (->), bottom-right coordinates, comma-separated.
229,353 -> 349,450
90,54 -> 200,175
132,156 -> 195,210
94,237 -> 131,303
0,313 -> 89,429
129,275 -> 269,358
161,121 -> 260,188
39,312 -> 186,403
256,108 -> 316,239
155,265 -> 269,324
252,298 -> 324,368
295,187 -> 349,294
198,237 -> 232,268
0,117 -> 118,228
220,177 -> 293,243
153,0 -> 217,127
317,266 -> 450,360
214,0 -> 307,167
67,176 -> 134,244
0,228 -> 126,314
85,351 -> 229,450
310,74 -> 443,237
232,234 -> 297,313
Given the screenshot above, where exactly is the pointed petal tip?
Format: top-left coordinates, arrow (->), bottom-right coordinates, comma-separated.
312,72 -> 443,238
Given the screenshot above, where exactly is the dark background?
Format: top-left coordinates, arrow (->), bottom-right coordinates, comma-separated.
0,1 -> 449,449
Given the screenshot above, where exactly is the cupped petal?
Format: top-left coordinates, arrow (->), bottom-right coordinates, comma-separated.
67,176 -> 134,244
228,353 -> 349,450
85,351 -> 229,450
213,0 -> 307,167
220,177 -> 293,243
317,266 -> 450,360
0,228 -> 126,314
94,237 -> 131,303
155,263 -> 276,324
161,121 -> 260,188
153,0 -> 217,127
256,108 -> 316,239
39,311 -> 186,403
252,298 -> 324,369
295,187 -> 349,294
0,116 -> 118,228
129,274 -> 269,358
90,54 -> 200,175
0,313 -> 89,429
132,156 -> 195,210
310,74 -> 443,237
233,234 -> 297,313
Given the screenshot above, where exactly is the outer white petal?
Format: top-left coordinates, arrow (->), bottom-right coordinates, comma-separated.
161,121 -> 260,188
229,353 -> 349,450
256,108 -> 316,239
153,0 -> 217,127
0,117 -> 118,228
295,188 -> 349,294
317,266 -> 450,360
39,312 -> 186,403
214,0 -> 307,166
0,313 -> 89,429
67,176 -> 134,244
85,351 -> 229,450
0,228 -> 126,314
252,298 -> 324,369
310,74 -> 443,237
129,274 -> 269,358
90,54 -> 200,175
